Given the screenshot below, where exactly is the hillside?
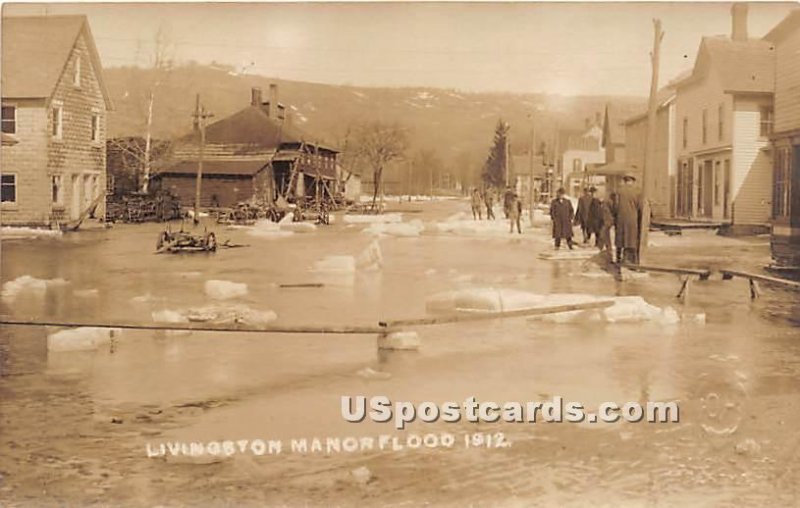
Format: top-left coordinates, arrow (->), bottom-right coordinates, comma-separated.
105,63 -> 646,176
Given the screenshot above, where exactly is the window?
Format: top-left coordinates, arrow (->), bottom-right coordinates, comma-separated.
773,147 -> 791,218
702,109 -> 708,145
760,106 -> 774,137
682,117 -> 688,149
718,103 -> 724,141
573,158 -> 582,173
1,105 -> 15,134
1,174 -> 16,203
73,55 -> 81,87
51,105 -> 62,139
91,113 -> 100,142
52,175 -> 63,204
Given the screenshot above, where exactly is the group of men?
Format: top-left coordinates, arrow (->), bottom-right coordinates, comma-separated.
470,186 -> 523,234
549,173 -> 643,264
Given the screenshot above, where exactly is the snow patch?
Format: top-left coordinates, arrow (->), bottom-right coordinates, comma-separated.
343,213 -> 403,224
1,227 -> 62,239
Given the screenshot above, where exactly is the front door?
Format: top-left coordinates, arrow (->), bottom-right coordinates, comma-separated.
702,160 -> 714,218
70,174 -> 81,220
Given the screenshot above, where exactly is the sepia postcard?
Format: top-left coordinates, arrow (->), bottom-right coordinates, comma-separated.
1,1 -> 799,506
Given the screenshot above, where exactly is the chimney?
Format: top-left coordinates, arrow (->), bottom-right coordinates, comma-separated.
268,83 -> 278,119
251,87 -> 262,107
731,3 -> 748,42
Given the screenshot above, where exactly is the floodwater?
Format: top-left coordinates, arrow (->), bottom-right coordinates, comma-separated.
1,199 -> 799,506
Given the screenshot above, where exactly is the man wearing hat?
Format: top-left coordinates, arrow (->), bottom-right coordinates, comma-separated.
616,173 -> 643,264
549,187 -> 575,250
574,187 -> 594,244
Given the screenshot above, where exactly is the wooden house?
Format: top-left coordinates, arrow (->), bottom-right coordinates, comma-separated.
1,15 -> 112,227
151,85 -> 338,209
672,4 -> 775,230
765,9 -> 800,268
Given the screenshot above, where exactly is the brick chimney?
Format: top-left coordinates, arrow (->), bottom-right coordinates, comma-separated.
731,3 -> 748,42
251,87 -> 262,107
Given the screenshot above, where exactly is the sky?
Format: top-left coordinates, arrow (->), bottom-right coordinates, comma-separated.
3,1 -> 798,96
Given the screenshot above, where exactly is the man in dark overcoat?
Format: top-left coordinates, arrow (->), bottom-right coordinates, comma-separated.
550,187 -> 575,250
574,187 -> 594,243
616,173 -> 643,264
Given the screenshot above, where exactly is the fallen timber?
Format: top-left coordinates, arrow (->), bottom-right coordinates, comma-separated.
720,268 -> 800,300
0,301 -> 618,338
379,300 -> 616,328
620,262 -> 711,303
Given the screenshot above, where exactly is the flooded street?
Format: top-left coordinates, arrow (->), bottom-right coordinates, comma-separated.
2,199 -> 800,506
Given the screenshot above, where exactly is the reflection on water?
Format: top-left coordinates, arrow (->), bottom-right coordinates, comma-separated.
1,202 -> 799,504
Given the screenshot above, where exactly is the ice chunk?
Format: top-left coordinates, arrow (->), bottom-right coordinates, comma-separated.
356,367 -> 392,380
343,213 -> 403,224
245,219 -> 294,238
538,249 -> 598,260
426,288 -> 549,314
204,280 -> 248,300
280,221 -> 317,233
183,304 -> 277,327
47,327 -> 120,352
356,240 -> 383,271
1,275 -> 68,303
73,289 -> 99,298
364,219 -> 423,237
378,331 -> 421,350
312,255 -> 356,273
152,309 -> 189,323
1,227 -> 62,239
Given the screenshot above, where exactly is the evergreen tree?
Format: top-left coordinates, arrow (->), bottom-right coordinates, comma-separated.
481,119 -> 510,189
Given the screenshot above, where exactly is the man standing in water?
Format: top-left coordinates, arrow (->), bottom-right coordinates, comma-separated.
616,173 -> 643,264
508,190 -> 523,234
550,187 -> 574,250
485,188 -> 496,220
471,188 -> 483,220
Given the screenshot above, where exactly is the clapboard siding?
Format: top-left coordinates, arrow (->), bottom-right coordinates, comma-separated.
732,98 -> 773,224
774,27 -> 800,134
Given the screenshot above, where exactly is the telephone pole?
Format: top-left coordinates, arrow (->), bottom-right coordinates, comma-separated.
192,94 -> 214,226
528,118 -> 536,222
639,19 -> 664,263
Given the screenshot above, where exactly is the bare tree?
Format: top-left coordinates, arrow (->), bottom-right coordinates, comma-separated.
120,24 -> 174,194
352,122 -> 409,212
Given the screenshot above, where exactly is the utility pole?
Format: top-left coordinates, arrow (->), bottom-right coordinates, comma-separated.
640,19 -> 664,263
504,122 -> 510,187
192,94 -> 213,226
528,118 -> 536,222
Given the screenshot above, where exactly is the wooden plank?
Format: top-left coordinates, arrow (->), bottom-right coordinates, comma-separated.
622,262 -> 711,279
379,300 -> 616,328
719,269 -> 800,290
0,317 -> 386,335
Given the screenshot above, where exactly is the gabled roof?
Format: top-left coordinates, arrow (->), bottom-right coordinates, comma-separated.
624,70 -> 689,125
764,9 -> 800,43
680,36 -> 775,94
1,15 -> 112,109
185,105 -> 337,152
